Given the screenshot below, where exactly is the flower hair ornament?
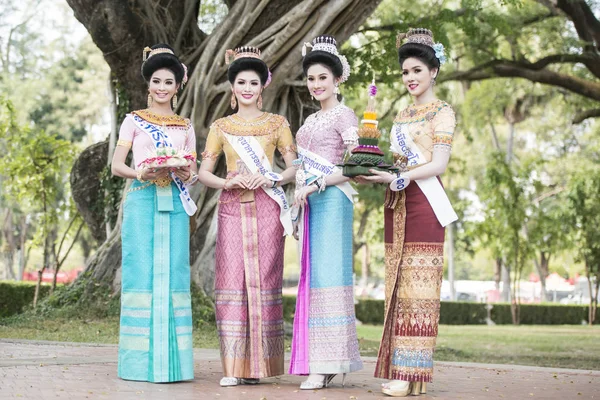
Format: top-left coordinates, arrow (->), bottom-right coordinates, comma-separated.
142,46 -> 189,86
396,28 -> 447,65
302,36 -> 351,83
224,46 -> 272,88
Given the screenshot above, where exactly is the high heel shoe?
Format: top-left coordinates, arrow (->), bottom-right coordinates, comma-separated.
381,380 -> 410,397
299,374 -> 338,390
420,382 -> 427,394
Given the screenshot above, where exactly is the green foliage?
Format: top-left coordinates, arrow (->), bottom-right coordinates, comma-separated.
474,152 -> 534,295
355,298 -> 386,324
198,0 -> 228,34
283,296 -> 588,325
28,38 -> 108,141
490,302 -> 590,325
282,295 -> 297,323
97,165 -> 126,230
191,283 -> 216,327
0,281 -> 52,317
567,169 -> 600,277
0,97 -> 77,256
440,301 -> 488,325
6,273 -> 216,327
33,273 -> 119,318
566,165 -> 600,322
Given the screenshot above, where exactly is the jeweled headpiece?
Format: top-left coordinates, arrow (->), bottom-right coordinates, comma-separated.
142,46 -> 188,85
301,36 -> 351,83
143,46 -> 174,61
225,46 -> 262,65
224,46 -> 271,87
396,28 -> 447,65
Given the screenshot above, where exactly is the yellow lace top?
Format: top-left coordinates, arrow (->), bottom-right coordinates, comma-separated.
201,113 -> 296,172
393,99 -> 456,163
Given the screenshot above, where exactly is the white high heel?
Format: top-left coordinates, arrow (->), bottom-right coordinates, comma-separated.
299,373 -> 347,389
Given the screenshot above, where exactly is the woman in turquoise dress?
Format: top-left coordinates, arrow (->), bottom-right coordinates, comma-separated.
111,44 -> 198,382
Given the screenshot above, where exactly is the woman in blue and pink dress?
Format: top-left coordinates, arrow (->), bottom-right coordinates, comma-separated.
289,35 -> 363,390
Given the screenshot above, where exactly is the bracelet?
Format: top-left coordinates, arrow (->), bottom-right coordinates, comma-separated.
270,180 -> 277,188
223,177 -> 232,190
184,172 -> 198,185
136,169 -> 146,183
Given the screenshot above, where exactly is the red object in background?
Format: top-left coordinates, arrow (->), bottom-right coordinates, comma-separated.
529,273 -> 540,282
567,273 -> 579,285
486,289 -> 500,303
22,268 -> 83,283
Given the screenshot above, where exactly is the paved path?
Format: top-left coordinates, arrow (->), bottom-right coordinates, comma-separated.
0,339 -> 598,399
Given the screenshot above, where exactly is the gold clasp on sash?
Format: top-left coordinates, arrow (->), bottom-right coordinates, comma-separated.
152,177 -> 172,187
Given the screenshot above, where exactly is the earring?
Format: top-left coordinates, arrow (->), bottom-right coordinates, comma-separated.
311,94 -> 314,101
333,85 -> 339,94
172,94 -> 178,109
431,78 -> 437,86
257,94 -> 263,110
230,92 -> 237,110
147,93 -> 153,108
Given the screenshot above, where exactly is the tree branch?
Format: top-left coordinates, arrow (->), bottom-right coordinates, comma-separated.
553,0 -> 600,51
355,8 -> 467,35
442,59 -> 600,101
573,108 -> 600,124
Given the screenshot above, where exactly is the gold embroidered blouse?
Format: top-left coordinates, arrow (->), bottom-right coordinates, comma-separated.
201,113 -> 296,172
393,99 -> 456,163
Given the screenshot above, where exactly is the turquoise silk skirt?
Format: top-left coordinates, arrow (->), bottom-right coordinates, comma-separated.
118,181 -> 194,382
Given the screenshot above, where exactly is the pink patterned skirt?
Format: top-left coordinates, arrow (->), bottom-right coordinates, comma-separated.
215,188 -> 285,378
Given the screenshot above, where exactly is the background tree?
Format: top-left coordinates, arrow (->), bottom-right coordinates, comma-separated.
567,166 -> 600,324
0,98 -> 80,304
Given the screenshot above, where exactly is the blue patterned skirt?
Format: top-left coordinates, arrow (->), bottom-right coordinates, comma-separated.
290,186 -> 363,374
118,181 -> 194,382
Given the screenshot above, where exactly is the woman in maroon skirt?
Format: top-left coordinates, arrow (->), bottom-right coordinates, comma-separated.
355,28 -> 458,397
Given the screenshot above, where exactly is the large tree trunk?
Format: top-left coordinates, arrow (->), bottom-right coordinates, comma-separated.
66,0 -> 383,297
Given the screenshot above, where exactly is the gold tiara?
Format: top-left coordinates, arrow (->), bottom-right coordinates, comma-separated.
143,46 -> 175,61
396,28 -> 435,49
225,46 -> 262,65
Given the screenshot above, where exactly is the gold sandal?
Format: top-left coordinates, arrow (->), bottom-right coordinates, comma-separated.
382,380 -> 411,397
410,381 -> 421,395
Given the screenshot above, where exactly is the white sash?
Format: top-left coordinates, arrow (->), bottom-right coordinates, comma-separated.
223,133 -> 293,235
297,146 -> 357,203
390,123 -> 458,227
129,114 -> 198,216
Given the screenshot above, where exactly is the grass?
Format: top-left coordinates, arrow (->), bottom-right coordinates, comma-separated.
356,324 -> 600,370
0,315 -> 220,349
2,316 -> 599,370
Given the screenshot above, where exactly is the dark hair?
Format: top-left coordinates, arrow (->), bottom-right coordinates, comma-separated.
398,42 -> 440,74
141,44 -> 185,84
227,58 -> 269,85
302,51 -> 343,78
